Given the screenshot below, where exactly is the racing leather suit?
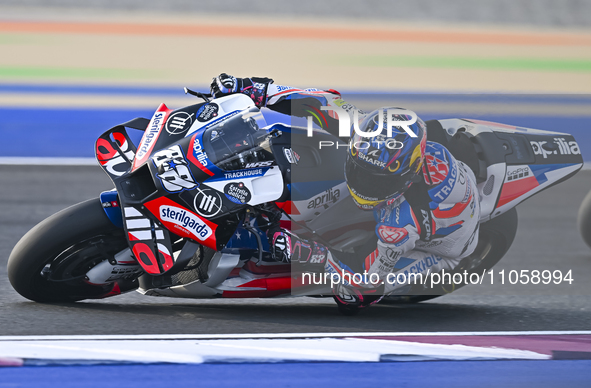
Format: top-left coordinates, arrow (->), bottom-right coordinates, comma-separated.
212,75 -> 481,295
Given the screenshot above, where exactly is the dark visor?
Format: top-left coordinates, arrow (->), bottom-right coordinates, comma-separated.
345,154 -> 413,201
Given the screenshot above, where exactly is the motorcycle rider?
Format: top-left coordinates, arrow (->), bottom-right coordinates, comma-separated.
210,74 -> 481,309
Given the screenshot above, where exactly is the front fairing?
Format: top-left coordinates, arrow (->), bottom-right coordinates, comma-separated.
95,94 -> 285,276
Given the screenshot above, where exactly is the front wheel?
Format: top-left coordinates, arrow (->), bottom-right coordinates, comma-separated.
7,199 -> 131,303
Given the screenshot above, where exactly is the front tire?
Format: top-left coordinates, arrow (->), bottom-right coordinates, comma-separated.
7,199 -> 129,303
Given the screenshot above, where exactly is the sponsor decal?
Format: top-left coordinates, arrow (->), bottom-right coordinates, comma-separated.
351,186 -> 378,202
358,149 -> 387,168
283,148 -> 300,164
530,138 -> 580,159
378,225 -> 408,244
192,137 -> 209,167
276,85 -> 291,92
245,161 -> 274,168
307,188 -> 341,209
401,255 -> 441,277
430,161 -> 458,202
373,247 -> 401,274
152,145 -> 197,192
506,166 -> 531,182
165,111 -> 194,135
309,255 -> 325,264
420,209 -> 432,240
96,131 -> 135,177
332,98 -> 356,113
193,188 -> 223,218
386,196 -> 404,207
462,183 -> 472,204
224,182 -> 252,204
204,110 -> 240,130
186,133 -> 214,177
425,154 -> 449,184
196,103 -> 219,122
160,205 -> 213,241
223,168 -> 265,180
102,201 -> 119,208
416,239 -> 442,248
131,242 -> 160,274
136,108 -> 168,163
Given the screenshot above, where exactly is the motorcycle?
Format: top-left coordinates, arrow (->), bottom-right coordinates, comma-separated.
7,90 -> 584,312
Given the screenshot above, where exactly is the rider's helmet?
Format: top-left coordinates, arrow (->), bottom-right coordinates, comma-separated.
344,108 -> 427,210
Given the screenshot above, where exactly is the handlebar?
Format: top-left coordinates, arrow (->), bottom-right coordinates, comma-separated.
184,87 -> 212,102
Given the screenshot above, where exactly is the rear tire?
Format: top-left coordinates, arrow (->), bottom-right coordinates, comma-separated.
380,207 -> 518,304
577,190 -> 591,249
7,199 -> 129,303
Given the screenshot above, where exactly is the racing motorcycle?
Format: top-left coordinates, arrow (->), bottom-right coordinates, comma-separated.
7,90 -> 583,312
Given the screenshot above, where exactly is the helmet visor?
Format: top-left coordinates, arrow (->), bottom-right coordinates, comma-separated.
345,154 -> 415,202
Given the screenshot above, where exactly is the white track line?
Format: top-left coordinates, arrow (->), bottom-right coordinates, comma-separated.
1,331 -> 590,341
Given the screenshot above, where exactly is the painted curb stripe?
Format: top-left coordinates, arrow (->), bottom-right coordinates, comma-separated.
2,331 -> 591,341
1,332 -> 589,366
0,337 -> 550,365
1,21 -> 591,46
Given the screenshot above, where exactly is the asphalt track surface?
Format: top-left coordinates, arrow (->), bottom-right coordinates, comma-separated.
0,165 -> 590,336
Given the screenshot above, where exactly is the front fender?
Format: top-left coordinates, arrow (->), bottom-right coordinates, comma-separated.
100,190 -> 123,229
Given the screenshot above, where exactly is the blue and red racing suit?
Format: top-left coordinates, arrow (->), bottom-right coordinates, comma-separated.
214,76 -> 481,294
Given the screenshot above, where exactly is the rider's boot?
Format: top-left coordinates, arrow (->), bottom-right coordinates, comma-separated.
325,254 -> 385,314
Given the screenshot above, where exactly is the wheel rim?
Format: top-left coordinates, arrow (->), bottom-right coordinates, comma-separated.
34,233 -> 128,300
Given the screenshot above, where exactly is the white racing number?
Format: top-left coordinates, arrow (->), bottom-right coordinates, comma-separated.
152,145 -> 197,192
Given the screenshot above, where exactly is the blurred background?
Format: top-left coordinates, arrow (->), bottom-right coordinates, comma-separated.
0,0 -> 590,160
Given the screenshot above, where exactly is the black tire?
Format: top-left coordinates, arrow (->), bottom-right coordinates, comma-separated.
7,199 -> 129,303
380,207 -> 518,304
577,190 -> 591,249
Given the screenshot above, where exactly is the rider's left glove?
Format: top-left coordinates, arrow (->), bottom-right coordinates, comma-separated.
210,73 -> 243,98
210,73 -> 273,108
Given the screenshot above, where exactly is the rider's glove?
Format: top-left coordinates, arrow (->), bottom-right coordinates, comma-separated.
269,229 -> 327,272
210,73 -> 274,108
210,73 -> 242,98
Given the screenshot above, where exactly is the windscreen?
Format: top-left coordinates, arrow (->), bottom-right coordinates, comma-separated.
202,108 -> 274,171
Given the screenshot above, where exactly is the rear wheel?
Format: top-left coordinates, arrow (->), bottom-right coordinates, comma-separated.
380,207 -> 518,304
577,190 -> 591,249
7,199 -> 131,303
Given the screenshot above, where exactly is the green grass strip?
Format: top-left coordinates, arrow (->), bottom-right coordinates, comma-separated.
340,56 -> 591,72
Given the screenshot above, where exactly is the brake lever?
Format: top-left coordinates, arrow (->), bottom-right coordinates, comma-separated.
184,87 -> 212,103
